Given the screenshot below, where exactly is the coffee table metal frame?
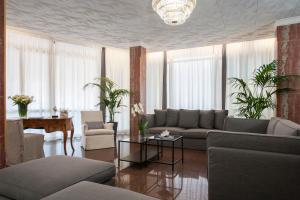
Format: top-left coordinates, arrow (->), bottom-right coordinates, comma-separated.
147,135 -> 184,171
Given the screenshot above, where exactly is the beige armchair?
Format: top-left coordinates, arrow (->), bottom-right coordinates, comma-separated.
81,111 -> 115,150
6,119 -> 45,166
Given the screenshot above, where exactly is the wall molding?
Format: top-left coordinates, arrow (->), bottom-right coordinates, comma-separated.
275,16 -> 300,27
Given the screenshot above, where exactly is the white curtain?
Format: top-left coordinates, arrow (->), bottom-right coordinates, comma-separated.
6,29 -> 102,139
226,38 -> 275,118
53,42 -> 101,138
6,29 -> 52,116
106,47 -> 130,133
146,52 -> 164,113
167,45 -> 223,110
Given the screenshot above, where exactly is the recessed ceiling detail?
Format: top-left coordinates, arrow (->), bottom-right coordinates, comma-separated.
6,0 -> 300,51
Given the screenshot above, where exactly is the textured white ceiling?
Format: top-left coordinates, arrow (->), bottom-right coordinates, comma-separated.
6,0 -> 300,51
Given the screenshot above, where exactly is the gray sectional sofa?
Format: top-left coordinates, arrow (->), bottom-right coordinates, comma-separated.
143,109 -> 228,150
207,117 -> 300,200
0,156 -> 157,200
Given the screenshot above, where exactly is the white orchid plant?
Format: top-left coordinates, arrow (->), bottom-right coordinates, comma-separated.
131,103 -> 148,135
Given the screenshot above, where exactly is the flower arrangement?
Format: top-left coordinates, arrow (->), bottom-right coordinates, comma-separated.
8,95 -> 34,118
131,103 -> 148,137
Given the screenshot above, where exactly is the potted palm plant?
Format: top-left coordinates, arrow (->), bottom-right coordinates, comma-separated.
84,77 -> 130,134
230,60 -> 293,119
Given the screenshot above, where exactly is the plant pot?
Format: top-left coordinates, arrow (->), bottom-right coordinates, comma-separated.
18,104 -> 28,118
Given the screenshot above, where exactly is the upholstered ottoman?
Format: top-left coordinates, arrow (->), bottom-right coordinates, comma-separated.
42,181 -> 158,200
0,156 -> 115,200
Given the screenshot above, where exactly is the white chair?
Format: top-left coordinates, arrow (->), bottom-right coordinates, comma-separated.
81,111 -> 115,150
6,119 -> 45,166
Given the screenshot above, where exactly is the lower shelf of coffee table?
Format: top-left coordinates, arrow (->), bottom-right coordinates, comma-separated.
120,149 -> 158,164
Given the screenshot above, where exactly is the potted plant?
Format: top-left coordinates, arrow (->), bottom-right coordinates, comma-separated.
131,103 -> 148,137
8,95 -> 34,118
84,77 -> 130,134
230,60 -> 293,119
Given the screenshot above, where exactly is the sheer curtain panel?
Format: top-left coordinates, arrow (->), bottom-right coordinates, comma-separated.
106,48 -> 130,133
54,42 -> 101,138
146,52 -> 164,113
6,29 -> 52,116
167,45 -> 223,110
226,38 -> 275,118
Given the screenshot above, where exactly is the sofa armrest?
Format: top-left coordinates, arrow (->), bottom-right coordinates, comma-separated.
103,123 -> 114,130
223,117 -> 269,134
140,114 -> 155,128
208,146 -> 300,200
207,131 -> 300,155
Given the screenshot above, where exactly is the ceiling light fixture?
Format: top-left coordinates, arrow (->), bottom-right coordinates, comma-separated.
152,0 -> 197,26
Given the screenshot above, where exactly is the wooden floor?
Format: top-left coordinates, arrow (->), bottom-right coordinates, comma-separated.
44,136 -> 208,200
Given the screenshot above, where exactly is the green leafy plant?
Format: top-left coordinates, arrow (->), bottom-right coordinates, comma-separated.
230,60 -> 292,119
84,77 -> 130,122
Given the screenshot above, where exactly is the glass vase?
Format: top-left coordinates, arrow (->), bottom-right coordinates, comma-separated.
18,104 -> 28,118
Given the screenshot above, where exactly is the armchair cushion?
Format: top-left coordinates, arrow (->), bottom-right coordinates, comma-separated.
199,110 -> 214,129
85,129 -> 114,136
86,121 -> 104,130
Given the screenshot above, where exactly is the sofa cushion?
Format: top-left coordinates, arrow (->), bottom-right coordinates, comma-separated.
272,119 -> 300,137
148,127 -> 185,135
199,110 -> 215,129
0,156 -> 115,200
154,109 -> 167,127
166,109 -> 179,126
42,181 -> 158,200
86,121 -> 104,130
178,109 -> 199,128
177,128 -> 212,139
214,110 -> 228,130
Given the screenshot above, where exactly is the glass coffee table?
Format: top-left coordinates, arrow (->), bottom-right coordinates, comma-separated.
118,135 -> 184,171
118,137 -> 157,168
147,135 -> 184,171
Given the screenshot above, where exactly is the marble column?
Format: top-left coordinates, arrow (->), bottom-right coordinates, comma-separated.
277,23 -> 300,123
130,46 -> 146,137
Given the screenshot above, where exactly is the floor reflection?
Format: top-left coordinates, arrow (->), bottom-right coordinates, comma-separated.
44,135 -> 208,200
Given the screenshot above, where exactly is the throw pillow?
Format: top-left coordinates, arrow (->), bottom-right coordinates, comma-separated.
266,117 -> 281,135
214,110 -> 229,129
199,110 -> 215,129
178,109 -> 199,128
273,119 -> 300,136
154,109 -> 167,127
166,109 -> 179,126
86,121 -> 104,130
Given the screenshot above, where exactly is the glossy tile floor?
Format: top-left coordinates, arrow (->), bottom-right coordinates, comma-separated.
44,136 -> 208,200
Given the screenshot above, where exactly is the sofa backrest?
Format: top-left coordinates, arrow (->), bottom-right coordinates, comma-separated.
152,109 -> 228,130
223,117 -> 269,134
267,117 -> 300,136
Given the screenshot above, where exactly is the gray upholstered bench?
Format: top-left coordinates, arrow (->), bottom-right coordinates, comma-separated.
42,181 -> 158,200
0,156 -> 115,200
